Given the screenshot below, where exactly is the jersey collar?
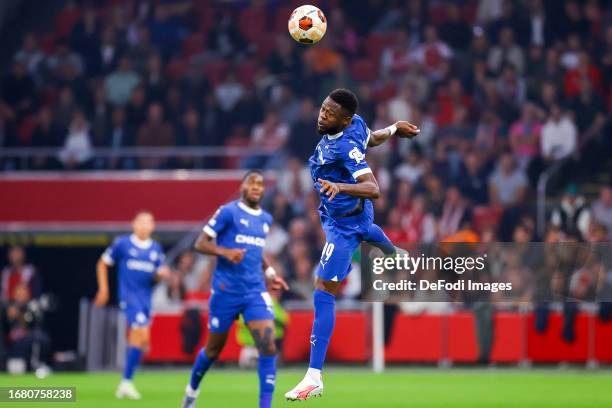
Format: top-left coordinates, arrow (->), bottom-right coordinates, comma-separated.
238,201 -> 262,216
327,131 -> 343,140
130,234 -> 153,249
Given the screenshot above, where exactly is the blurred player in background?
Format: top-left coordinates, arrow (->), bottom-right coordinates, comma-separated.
94,211 -> 169,400
285,88 -> 420,400
181,170 -> 288,408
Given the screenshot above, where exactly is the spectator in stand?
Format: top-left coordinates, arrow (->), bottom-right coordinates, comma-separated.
388,83 -> 418,125
395,147 -> 425,185
457,151 -> 490,205
439,3 -> 471,51
215,73 -> 244,114
105,56 -> 140,107
125,85 -> 147,131
287,98 -> 317,162
287,257 -> 315,302
14,33 -> 44,84
70,9 -> 100,75
410,25 -> 453,82
509,102 -> 543,170
128,25 -> 155,76
403,195 -> 436,243
89,86 -> 112,147
487,27 -> 524,75
245,110 -> 289,169
541,105 -> 578,162
564,51 -> 603,99
267,35 -> 303,85
57,110 -> 94,170
489,152 -> 528,208
591,183 -> 612,240
1,60 -> 36,123
31,107 -> 62,148
1,246 -> 42,303
137,102 -> 174,146
568,78 -> 606,133
550,184 -> 592,240
206,10 -> 247,61
143,53 -> 167,103
46,39 -> 84,82
438,186 -> 471,240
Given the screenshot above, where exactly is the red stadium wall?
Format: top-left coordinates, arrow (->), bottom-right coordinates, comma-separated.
145,311 -> 612,364
0,171 -> 244,229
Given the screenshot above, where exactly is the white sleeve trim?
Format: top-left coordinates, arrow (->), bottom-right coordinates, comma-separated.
101,252 -> 115,266
203,225 -> 217,238
365,128 -> 371,148
352,167 -> 373,179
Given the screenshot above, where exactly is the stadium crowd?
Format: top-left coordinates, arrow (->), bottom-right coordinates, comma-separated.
1,0 -> 611,298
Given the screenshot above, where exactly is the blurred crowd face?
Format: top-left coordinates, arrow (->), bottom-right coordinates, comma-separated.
500,153 -> 515,174
9,246 -> 26,267
132,212 -> 155,240
147,103 -> 164,123
13,283 -> 31,303
600,186 -> 612,206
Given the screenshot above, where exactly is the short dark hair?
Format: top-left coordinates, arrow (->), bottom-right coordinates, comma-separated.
243,169 -> 264,181
329,88 -> 358,116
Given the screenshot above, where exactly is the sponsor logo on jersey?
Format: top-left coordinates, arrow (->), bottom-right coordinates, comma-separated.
240,218 -> 249,227
235,234 -> 266,247
126,259 -> 156,273
349,146 -> 365,164
263,223 -> 269,233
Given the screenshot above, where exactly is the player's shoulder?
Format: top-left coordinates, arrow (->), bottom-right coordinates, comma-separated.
262,209 -> 274,224
216,200 -> 239,216
341,114 -> 369,150
114,234 -> 131,245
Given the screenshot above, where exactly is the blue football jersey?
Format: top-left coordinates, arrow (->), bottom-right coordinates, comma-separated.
203,200 -> 273,294
308,114 -> 372,218
102,234 -> 165,308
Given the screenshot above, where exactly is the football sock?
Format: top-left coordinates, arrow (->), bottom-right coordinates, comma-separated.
189,348 -> 215,390
309,290 -> 336,370
366,223 -> 396,254
257,355 -> 276,408
123,346 -> 143,380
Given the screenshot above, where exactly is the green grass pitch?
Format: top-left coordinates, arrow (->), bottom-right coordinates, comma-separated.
2,367 -> 612,407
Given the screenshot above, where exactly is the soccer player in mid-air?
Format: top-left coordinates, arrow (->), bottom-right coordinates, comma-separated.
181,170 -> 289,408
285,88 -> 420,401
95,211 -> 169,399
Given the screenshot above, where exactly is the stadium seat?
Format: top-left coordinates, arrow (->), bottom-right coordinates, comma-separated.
473,206 -> 503,234
166,59 -> 187,81
203,60 -> 231,86
238,7 -> 268,43
350,59 -> 378,82
17,115 -> 38,146
54,6 -> 81,38
365,31 -> 398,61
181,33 -> 206,59
273,6 -> 294,32
236,61 -> 258,85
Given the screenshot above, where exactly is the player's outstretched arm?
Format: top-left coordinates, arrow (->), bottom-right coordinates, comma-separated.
368,121 -> 420,147
318,172 -> 380,201
94,258 -> 109,307
194,231 -> 246,264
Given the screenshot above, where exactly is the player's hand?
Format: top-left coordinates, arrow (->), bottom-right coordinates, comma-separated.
395,121 -> 420,139
156,265 -> 171,281
221,248 -> 246,264
268,275 -> 289,291
94,289 -> 109,307
318,178 -> 341,201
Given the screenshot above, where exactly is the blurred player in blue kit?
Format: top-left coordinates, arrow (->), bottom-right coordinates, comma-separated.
95,211 -> 170,399
181,170 -> 289,408
285,88 -> 420,401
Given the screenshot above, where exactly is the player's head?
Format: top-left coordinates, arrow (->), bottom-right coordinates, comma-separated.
317,88 -> 358,135
241,170 -> 265,207
132,211 -> 155,240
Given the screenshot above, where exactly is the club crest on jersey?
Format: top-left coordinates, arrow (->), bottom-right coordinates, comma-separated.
349,146 -> 365,164
129,248 -> 138,257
